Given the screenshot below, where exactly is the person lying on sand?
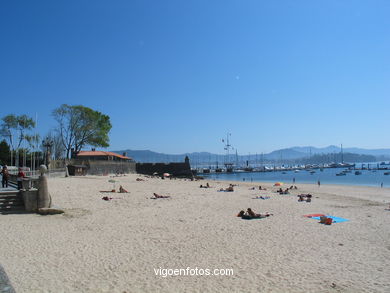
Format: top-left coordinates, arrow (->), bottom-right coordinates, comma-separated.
200,183 -> 211,188
246,208 -> 273,218
152,193 -> 170,199
249,187 -> 256,190
100,189 -> 116,193
136,178 -> 145,181
259,186 -> 267,190
220,186 -> 234,192
237,210 -> 245,217
254,196 -> 270,200
119,185 -> 128,193
102,196 -> 122,201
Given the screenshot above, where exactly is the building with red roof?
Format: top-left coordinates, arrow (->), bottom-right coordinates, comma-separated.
74,150 -> 133,162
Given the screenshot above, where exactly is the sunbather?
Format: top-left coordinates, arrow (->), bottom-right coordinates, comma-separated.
219,186 -> 234,192
119,185 -> 128,193
237,210 -> 245,217
246,208 -> 273,218
152,193 -> 170,199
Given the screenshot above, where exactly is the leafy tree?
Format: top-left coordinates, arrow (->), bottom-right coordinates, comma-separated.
52,104 -> 112,159
0,140 -> 10,165
0,114 -> 35,150
1,114 -> 36,166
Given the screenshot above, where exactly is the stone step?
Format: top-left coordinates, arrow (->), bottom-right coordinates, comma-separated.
0,199 -> 24,205
0,200 -> 23,205
0,192 -> 19,199
0,190 -> 19,196
0,194 -> 24,212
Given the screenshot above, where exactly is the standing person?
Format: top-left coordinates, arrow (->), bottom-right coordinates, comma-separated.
317,180 -> 321,187
17,168 -> 26,190
1,165 -> 9,188
293,177 -> 295,184
381,182 -> 383,188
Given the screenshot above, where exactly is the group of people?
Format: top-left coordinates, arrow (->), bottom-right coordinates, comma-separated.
276,185 -> 298,195
199,183 -> 210,188
219,184 -> 235,192
298,194 -> 312,202
249,185 -> 267,190
1,165 -> 26,189
276,188 -> 290,194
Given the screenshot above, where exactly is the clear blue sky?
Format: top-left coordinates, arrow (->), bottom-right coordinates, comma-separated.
1,0 -> 389,154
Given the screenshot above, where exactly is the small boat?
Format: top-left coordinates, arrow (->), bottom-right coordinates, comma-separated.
355,171 -> 362,175
310,171 -> 316,174
384,172 -> 390,175
294,170 -> 300,173
336,172 -> 346,176
215,168 -> 222,173
202,168 -> 210,173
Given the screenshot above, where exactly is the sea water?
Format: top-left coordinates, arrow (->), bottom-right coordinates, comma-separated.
202,168 -> 390,187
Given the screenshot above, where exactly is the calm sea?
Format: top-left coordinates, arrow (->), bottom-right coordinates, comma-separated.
202,167 -> 390,187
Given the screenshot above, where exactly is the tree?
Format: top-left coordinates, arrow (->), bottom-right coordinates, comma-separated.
0,114 -> 35,149
1,114 -> 36,166
0,140 -> 10,165
52,104 -> 112,159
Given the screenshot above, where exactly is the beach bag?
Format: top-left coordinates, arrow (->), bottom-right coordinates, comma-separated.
324,218 -> 333,225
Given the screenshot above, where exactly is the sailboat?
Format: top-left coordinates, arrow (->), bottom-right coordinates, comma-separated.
222,133 -> 234,172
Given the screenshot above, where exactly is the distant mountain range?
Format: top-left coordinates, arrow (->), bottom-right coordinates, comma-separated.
114,145 -> 390,164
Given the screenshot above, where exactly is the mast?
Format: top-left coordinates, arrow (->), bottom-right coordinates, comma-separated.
222,133 -> 234,171
341,144 -> 344,164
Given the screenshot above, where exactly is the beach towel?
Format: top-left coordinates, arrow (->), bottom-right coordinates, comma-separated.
240,215 -> 266,220
311,215 -> 349,223
303,214 -> 325,218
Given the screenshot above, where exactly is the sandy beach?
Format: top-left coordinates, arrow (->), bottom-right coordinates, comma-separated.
1,174 -> 390,293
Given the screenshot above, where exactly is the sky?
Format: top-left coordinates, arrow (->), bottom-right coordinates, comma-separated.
0,0 -> 389,155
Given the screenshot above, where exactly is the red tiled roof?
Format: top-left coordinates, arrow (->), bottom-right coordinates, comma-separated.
76,151 -> 132,160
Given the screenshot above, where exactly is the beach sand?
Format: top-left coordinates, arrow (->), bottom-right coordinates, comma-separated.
1,174 -> 390,293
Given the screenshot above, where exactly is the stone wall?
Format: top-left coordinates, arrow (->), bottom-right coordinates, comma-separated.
71,159 -> 136,175
136,157 -> 192,177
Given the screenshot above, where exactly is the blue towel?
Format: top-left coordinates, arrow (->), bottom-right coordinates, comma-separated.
311,215 -> 349,223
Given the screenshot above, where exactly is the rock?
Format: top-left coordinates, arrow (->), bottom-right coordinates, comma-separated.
0,264 -> 16,293
38,207 -> 65,215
